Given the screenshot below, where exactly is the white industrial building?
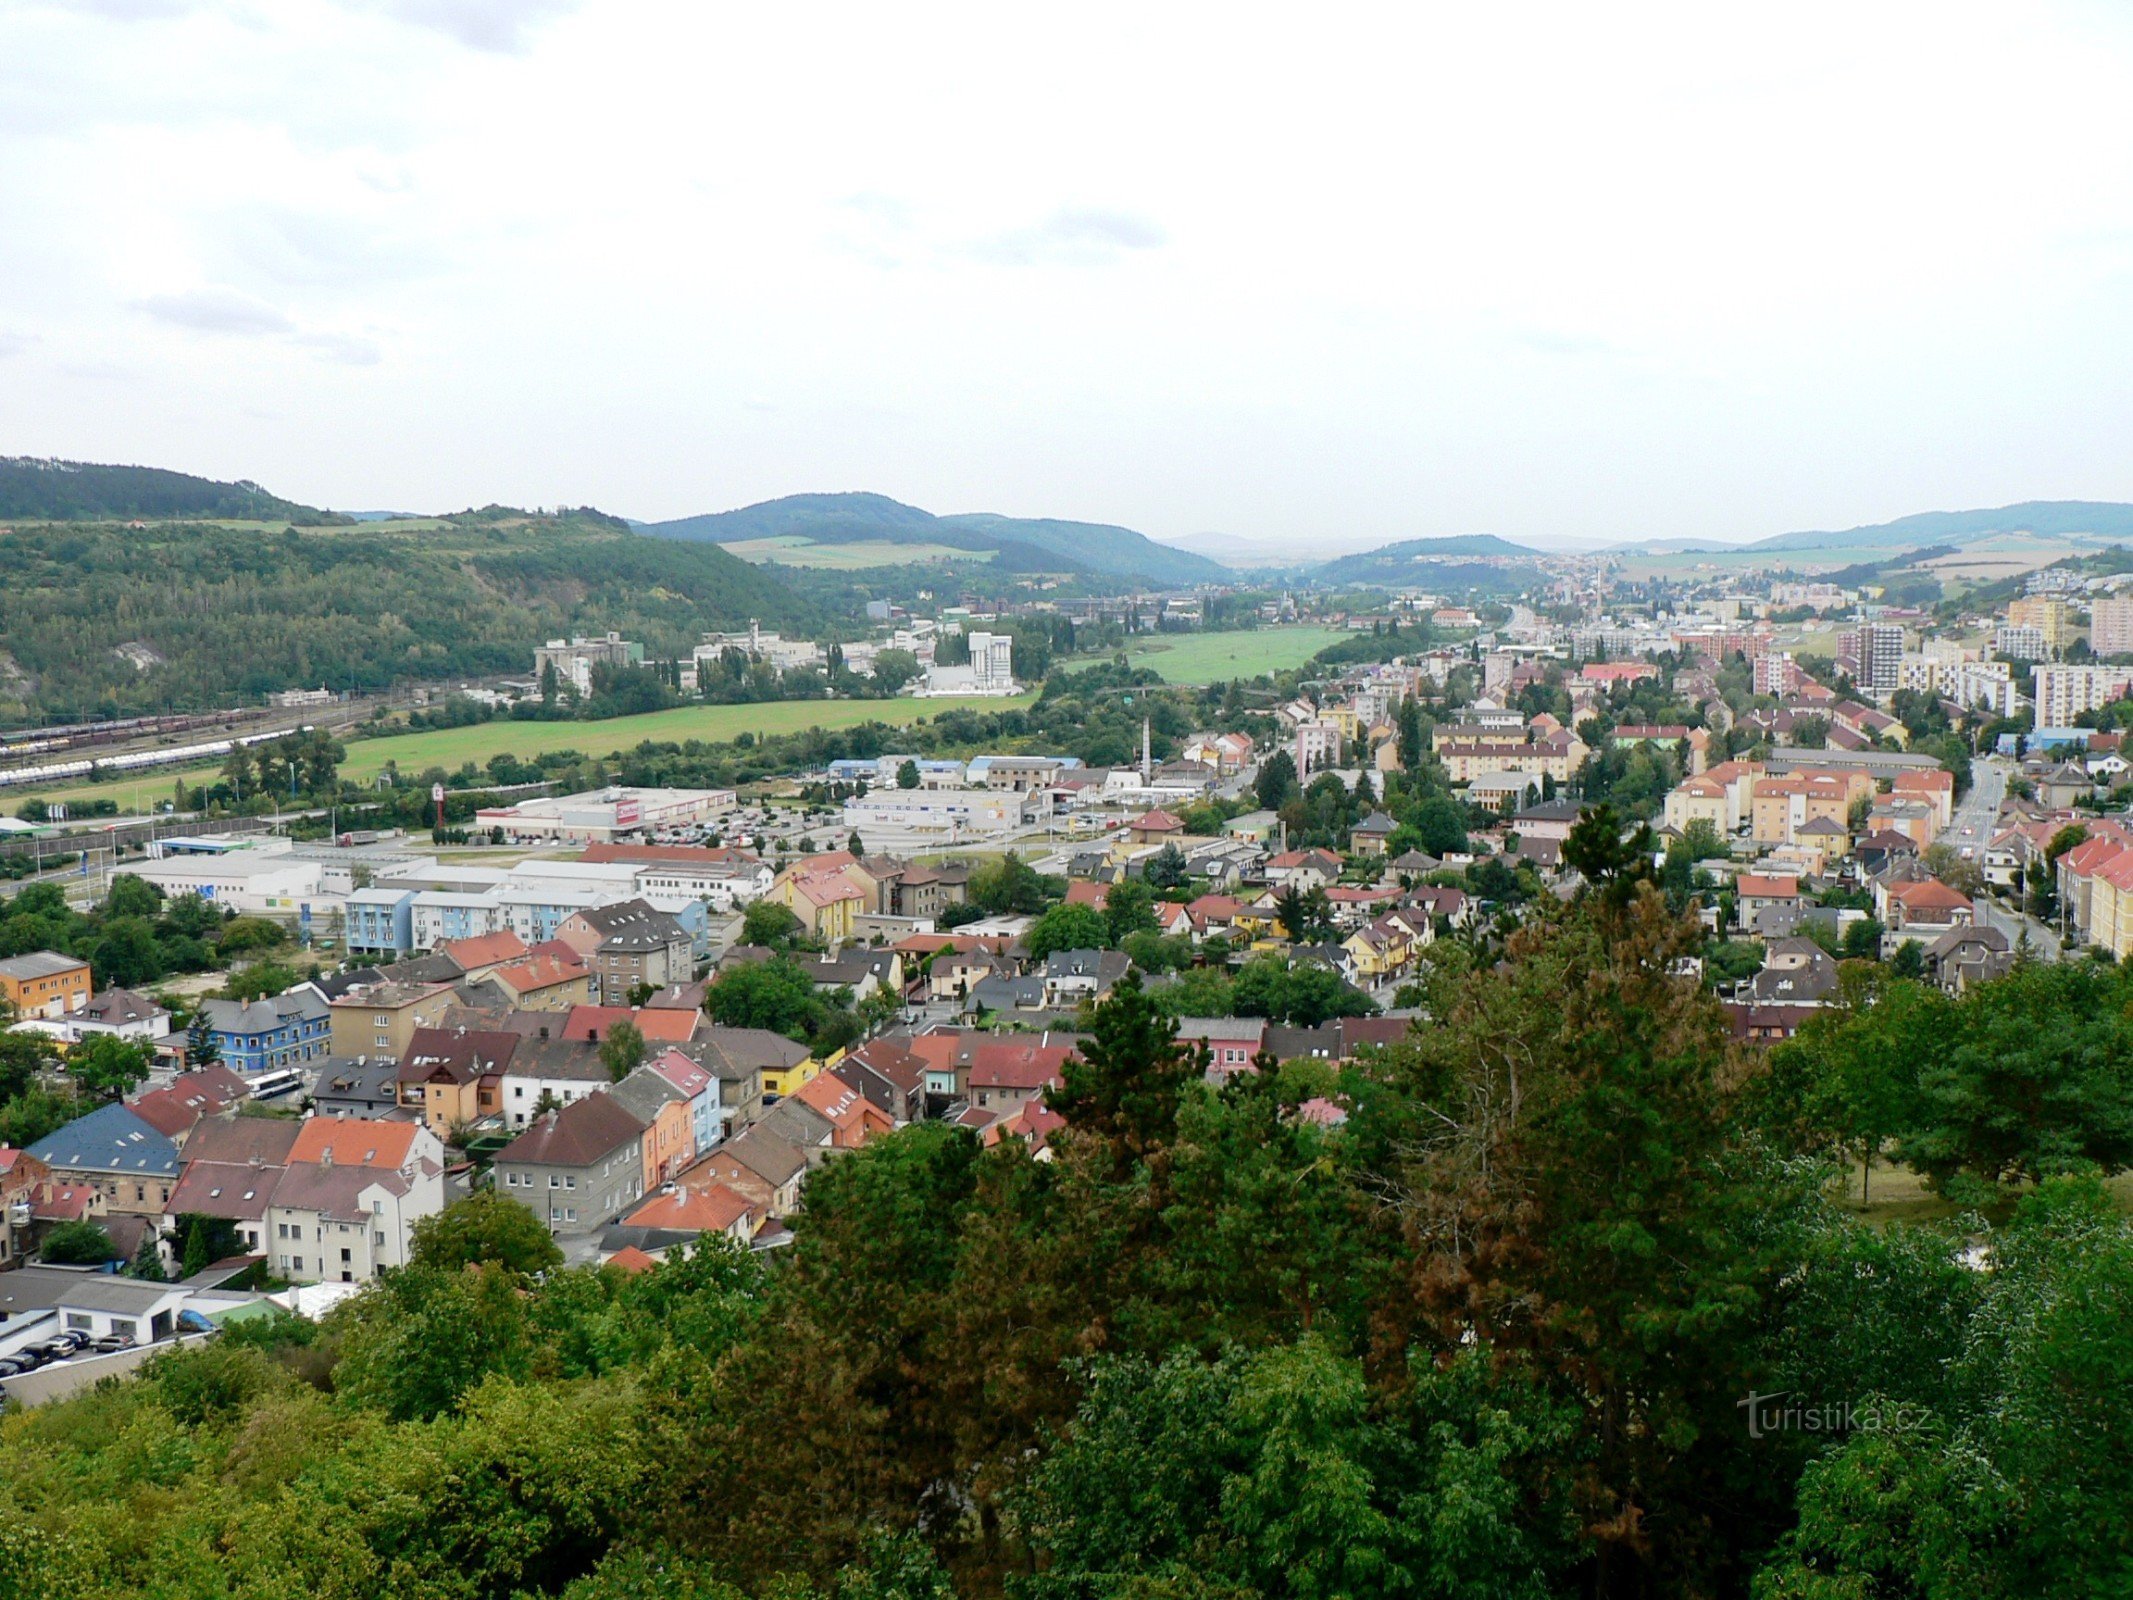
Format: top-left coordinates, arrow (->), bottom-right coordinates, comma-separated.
844,786 -> 1050,835
473,786 -> 733,844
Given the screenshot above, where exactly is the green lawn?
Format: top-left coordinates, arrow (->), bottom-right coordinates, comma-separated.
2,694 -> 1039,814
1086,626 -> 1352,685
337,694 -> 1040,782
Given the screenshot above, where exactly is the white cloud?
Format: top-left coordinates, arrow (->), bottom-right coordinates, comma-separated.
134,286 -> 294,336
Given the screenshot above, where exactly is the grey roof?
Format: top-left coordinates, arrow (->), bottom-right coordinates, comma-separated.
714,1123 -> 808,1188
27,1102 -> 181,1177
1042,949 -> 1130,984
77,988 -> 165,1026
571,898 -> 688,952
310,1055 -> 404,1107
53,1276 -> 186,1314
179,1116 -> 302,1167
506,1035 -> 610,1083
0,950 -> 88,981
377,952 -> 466,986
200,990 -> 329,1035
305,967 -> 387,1001
759,1097 -> 833,1151
609,1066 -> 686,1125
681,1027 -> 809,1077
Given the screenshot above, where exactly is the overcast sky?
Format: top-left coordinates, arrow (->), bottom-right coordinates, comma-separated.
4,2 -> 2133,551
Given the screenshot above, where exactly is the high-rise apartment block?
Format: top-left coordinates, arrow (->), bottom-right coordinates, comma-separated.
2091,596 -> 2133,659
2032,664 -> 2133,730
2007,597 -> 2073,653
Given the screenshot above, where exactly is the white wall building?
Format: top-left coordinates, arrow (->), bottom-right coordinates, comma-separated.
2033,664 -> 2133,730
844,787 -> 1049,835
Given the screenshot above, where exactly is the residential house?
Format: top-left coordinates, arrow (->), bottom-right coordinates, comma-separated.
498,1034 -> 611,1130
397,1026 -> 520,1135
56,988 -> 169,1045
960,1036 -> 1079,1114
612,1184 -> 761,1252
126,1064 -> 251,1146
1746,937 -> 1839,1005
608,1064 -> 696,1189
1128,809 -> 1187,847
26,1102 -> 181,1216
1876,878 -> 1976,941
266,1117 -> 447,1284
309,1055 -> 405,1119
196,990 -> 332,1078
486,949 -> 594,1011
0,951 -> 91,1020
1924,925 -> 2015,992
435,930 -> 532,982
1170,1017 -> 1269,1080
328,980 -> 458,1060
682,1024 -> 810,1116
645,1050 -> 723,1157
1264,848 -> 1343,891
794,949 -> 905,1003
555,899 -> 695,1005
493,1093 -> 649,1238
790,1070 -> 896,1147
833,1036 -> 932,1123
1736,874 -> 1804,930
1350,812 -> 1397,856
160,1115 -> 301,1258
560,1004 -> 703,1047
1041,949 -> 1130,1010
681,1122 -> 809,1216
763,853 -> 878,943
0,1148 -> 51,1268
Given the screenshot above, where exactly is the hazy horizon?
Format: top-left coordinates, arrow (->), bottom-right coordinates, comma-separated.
6,3 -> 2133,550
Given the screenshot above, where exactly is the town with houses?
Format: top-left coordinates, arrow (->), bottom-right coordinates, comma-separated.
3,548 -> 2133,1407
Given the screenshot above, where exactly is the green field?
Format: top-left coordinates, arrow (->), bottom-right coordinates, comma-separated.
719,535 -> 992,569
1080,626 -> 1352,685
2,694 -> 1040,816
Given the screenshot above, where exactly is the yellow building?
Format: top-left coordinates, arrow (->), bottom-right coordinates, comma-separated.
2008,596 -> 2073,651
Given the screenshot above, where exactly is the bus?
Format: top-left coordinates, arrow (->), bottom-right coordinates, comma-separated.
247,1067 -> 306,1101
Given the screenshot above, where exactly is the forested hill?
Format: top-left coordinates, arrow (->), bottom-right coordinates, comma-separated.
0,511 -> 816,721
644,490 -> 1230,586
1309,532 -> 1546,587
0,457 -> 342,524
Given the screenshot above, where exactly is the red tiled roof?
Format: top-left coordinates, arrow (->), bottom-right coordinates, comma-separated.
289,1118 -> 418,1169
605,1246 -> 659,1273
561,1006 -> 701,1044
438,930 -> 530,970
624,1184 -> 757,1234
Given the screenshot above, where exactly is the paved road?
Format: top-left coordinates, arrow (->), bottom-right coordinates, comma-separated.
1939,757 -> 2007,860
1978,894 -> 2063,960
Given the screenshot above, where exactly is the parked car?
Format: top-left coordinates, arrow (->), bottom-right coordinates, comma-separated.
88,1334 -> 135,1355
49,1331 -> 91,1353
0,1358 -> 28,1379
24,1338 -> 74,1361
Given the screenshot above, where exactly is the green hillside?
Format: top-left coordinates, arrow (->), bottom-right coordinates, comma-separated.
1309,533 -> 1545,587
1749,500 -> 2133,554
645,491 -> 1228,586
0,510 -> 816,722
0,456 -> 341,524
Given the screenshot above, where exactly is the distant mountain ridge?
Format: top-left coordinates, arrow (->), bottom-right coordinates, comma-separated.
0,456 -> 340,524
643,491 -> 1227,586
1308,533 -> 1546,585
1741,501 -> 2133,554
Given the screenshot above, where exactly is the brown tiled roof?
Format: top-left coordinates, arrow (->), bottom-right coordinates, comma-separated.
497,1092 -> 645,1169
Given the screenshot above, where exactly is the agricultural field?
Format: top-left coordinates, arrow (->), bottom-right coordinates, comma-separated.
1078,625 -> 1352,685
0,694 -> 1040,816
718,536 -> 991,569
